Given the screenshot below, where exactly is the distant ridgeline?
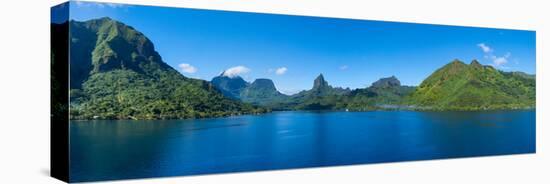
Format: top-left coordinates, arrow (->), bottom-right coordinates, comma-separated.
56,17 -> 535,120
212,60 -> 535,112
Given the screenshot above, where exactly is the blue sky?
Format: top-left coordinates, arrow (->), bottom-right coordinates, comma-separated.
58,1 -> 536,95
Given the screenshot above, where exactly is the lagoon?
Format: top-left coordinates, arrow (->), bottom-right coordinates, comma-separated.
70,110 -> 535,182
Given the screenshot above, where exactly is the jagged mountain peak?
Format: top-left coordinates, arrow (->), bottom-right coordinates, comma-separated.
470,59 -> 481,66
313,73 -> 329,89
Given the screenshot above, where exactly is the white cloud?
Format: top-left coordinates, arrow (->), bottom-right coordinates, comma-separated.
74,1 -> 100,8
223,66 -> 250,78
490,52 -> 511,67
492,56 -> 507,66
105,3 -> 126,8
477,43 -> 512,68
74,1 -> 127,8
477,43 -> 492,53
339,65 -> 349,70
178,63 -> 197,74
275,67 -> 288,75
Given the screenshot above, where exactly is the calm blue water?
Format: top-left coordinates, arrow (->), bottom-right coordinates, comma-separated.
70,110 -> 535,182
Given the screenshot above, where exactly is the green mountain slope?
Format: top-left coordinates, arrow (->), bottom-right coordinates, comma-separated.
407,59 -> 535,110
66,17 -> 266,120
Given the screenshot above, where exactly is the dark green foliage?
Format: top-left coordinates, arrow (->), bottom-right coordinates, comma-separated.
69,18 -> 266,120
407,59 -> 535,110
70,69 -> 266,120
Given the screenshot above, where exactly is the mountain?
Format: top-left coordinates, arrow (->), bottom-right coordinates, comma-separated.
313,74 -> 330,90
371,76 -> 401,88
210,74 -> 291,107
240,79 -> 289,106
346,76 -> 415,110
211,73 -> 249,99
407,59 -> 535,110
289,74 -> 351,110
295,74 -> 351,97
210,74 -> 351,110
62,17 -> 266,120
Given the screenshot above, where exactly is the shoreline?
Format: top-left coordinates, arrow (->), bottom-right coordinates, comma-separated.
69,107 -> 536,121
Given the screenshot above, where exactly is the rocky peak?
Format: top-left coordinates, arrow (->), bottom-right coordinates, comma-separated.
313,74 -> 329,90
470,60 -> 483,68
211,74 -> 249,99
371,76 -> 401,88
250,78 -> 277,91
